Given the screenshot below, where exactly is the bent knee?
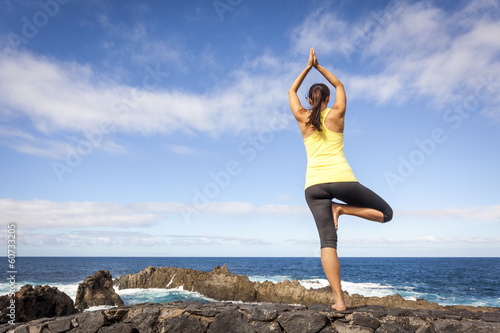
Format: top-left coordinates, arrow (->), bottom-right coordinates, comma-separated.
320,240 -> 338,249
383,207 -> 393,222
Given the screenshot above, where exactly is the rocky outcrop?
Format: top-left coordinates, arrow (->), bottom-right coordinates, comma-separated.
4,300 -> 500,333
114,264 -> 498,313
75,270 -> 124,311
0,284 -> 76,324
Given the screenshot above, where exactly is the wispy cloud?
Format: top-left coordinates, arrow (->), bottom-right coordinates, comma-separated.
286,239 -> 317,246
164,143 -> 205,156
0,199 -> 310,229
292,1 -> 500,116
170,235 -> 271,246
289,6 -> 349,57
0,199 -> 166,229
416,235 -> 500,244
341,235 -> 500,246
0,229 -> 269,248
0,46 -> 291,158
0,124 -> 125,159
4,198 -> 499,232
11,230 -> 168,248
397,205 -> 500,221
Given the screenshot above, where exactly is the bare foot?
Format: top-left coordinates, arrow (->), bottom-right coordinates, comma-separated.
331,203 -> 344,230
331,303 -> 347,311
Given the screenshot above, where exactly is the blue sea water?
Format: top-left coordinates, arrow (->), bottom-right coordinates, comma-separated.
1,257 -> 499,309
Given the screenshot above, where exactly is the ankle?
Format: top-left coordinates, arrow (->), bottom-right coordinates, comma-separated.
331,303 -> 347,311
332,203 -> 344,216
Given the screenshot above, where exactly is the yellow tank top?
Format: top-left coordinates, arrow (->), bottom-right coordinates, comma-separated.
304,108 -> 357,189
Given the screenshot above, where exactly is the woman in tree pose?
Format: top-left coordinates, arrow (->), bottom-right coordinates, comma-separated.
288,48 -> 393,310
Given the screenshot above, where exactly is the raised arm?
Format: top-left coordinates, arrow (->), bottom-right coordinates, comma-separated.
314,64 -> 346,113
288,48 -> 315,121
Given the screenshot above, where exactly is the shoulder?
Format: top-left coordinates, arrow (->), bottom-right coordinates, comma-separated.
324,107 -> 345,133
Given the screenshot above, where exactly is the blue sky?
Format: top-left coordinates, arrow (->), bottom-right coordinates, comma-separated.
1,0 -> 500,257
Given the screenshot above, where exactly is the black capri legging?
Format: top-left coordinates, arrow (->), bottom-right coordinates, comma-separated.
305,181 -> 393,249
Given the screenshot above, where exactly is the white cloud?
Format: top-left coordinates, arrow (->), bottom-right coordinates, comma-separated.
0,199 -> 165,229
0,125 -> 65,159
415,235 -> 500,244
352,1 -> 500,110
0,124 -> 124,159
0,229 -> 269,248
286,239 -> 317,246
12,230 -> 169,248
3,199 -> 498,231
164,143 -> 205,156
0,47 -> 292,158
290,8 -> 349,57
0,199 -> 309,229
397,205 -> 500,221
170,235 -> 271,246
291,1 -> 500,117
341,235 -> 500,245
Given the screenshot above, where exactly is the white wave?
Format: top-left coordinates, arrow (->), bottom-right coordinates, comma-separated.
299,279 -> 402,298
250,275 -> 399,298
341,281 -> 399,298
116,286 -> 215,304
52,283 -> 80,301
85,305 -> 116,312
299,279 -> 330,289
116,287 -> 183,296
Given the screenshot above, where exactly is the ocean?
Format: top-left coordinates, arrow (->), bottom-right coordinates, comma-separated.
2,257 -> 499,309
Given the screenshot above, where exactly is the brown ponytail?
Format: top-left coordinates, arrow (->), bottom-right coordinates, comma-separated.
306,83 -> 330,132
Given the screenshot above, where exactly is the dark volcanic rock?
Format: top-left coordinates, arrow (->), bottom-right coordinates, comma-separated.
97,323 -> 138,333
478,311 -> 500,322
0,323 -> 11,333
159,314 -> 207,333
308,303 -> 332,312
130,307 -> 160,333
71,310 -> 109,333
185,303 -> 220,317
252,320 -> 283,333
8,300 -> 500,333
353,313 -> 381,330
47,317 -> 75,333
208,309 -> 254,333
334,320 -> 374,333
75,270 -> 124,311
375,320 -> 406,333
278,310 -> 329,333
251,303 -> 278,321
432,319 -> 500,332
0,284 -> 76,324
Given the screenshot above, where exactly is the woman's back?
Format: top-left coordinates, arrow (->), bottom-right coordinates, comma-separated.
304,108 -> 356,190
